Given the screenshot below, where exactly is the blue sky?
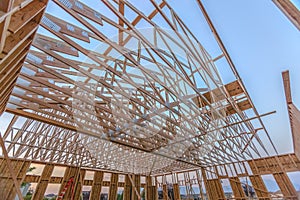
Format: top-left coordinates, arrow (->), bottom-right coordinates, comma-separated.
166,0 -> 300,154
292,0 -> 300,9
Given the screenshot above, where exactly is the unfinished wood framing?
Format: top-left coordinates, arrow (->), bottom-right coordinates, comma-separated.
273,172 -> 297,199
31,164 -> 54,200
146,176 -> 158,200
0,157 -> 299,199
123,175 -> 132,200
229,177 -> 247,200
0,0 -> 48,114
90,171 -> 104,200
73,169 -> 86,200
58,166 -> 80,200
282,71 -> 300,160
0,0 -> 299,199
273,0 -> 300,30
2,0 -> 279,174
172,183 -> 181,200
109,173 -> 119,200
133,174 -> 141,200
249,175 -> 271,199
0,160 -> 30,200
206,179 -> 226,200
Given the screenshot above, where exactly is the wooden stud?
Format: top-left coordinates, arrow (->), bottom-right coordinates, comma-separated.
109,173 -> 118,200
90,171 -> 104,200
31,164 -> 55,200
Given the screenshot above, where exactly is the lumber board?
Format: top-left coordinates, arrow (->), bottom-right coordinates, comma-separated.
108,173 -> 119,200
31,164 -> 55,200
90,171 -> 104,200
273,172 -> 297,199
273,0 -> 300,30
249,175 -> 270,199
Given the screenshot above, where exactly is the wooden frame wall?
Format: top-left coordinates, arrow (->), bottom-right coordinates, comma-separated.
0,158 -> 158,200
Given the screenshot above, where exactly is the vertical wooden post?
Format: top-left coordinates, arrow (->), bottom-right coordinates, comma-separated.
73,169 -> 86,200
206,179 -> 225,200
249,175 -> 270,199
146,176 -> 158,200
196,170 -> 205,200
109,173 -> 119,200
57,166 -> 79,200
123,175 -> 132,200
273,172 -> 297,199
0,159 -> 31,200
146,176 -> 152,200
90,171 -> 104,200
282,71 -> 300,160
201,168 -> 226,200
229,177 -> 246,199
162,184 -> 168,200
152,177 -> 158,200
32,164 -> 54,200
173,183 -> 181,200
201,168 -> 211,200
132,174 -> 141,200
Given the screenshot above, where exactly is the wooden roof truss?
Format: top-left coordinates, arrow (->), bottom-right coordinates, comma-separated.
0,0 -> 280,175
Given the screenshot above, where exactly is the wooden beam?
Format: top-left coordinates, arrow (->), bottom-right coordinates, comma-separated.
273,0 -> 300,30
123,175 -> 132,200
193,80 -> 244,107
249,175 -> 270,199
6,108 -> 79,132
58,166 -> 79,200
128,174 -> 141,200
90,171 -> 103,200
282,70 -> 293,104
248,154 -> 300,175
7,161 -> 31,200
0,0 -> 13,52
172,183 -> 181,200
31,164 -> 55,200
73,169 -> 86,200
0,133 -> 23,200
162,183 -> 168,200
206,179 -> 225,200
146,176 -> 158,200
0,0 -> 13,12
229,177 -> 246,199
289,104 -> 300,160
0,0 -> 47,115
109,173 -> 119,200
273,172 -> 297,198
8,0 -> 46,33
282,70 -> 300,160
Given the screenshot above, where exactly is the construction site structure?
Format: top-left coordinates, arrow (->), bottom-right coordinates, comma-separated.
0,0 -> 299,199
